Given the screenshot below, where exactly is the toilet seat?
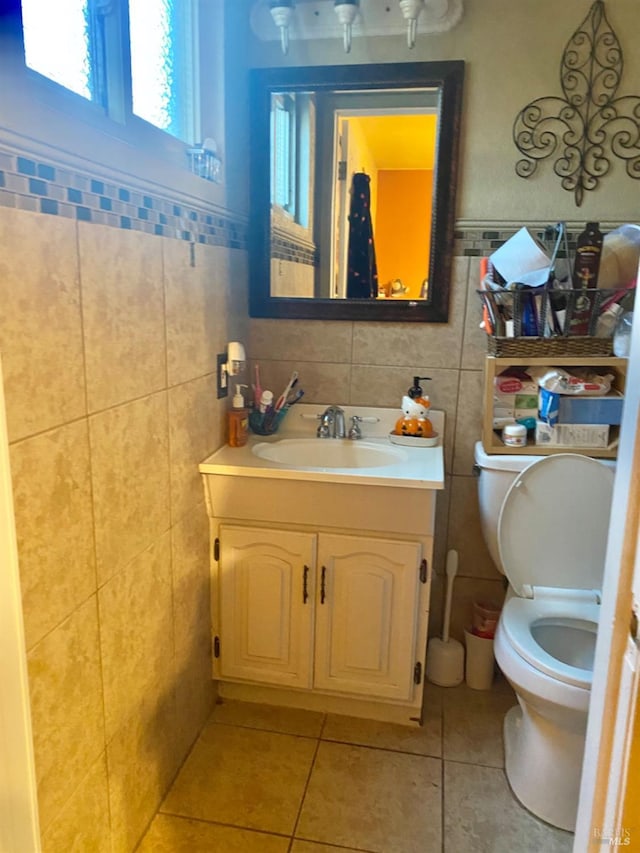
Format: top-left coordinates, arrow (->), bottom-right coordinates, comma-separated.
500,597 -> 599,689
498,454 -> 615,598
497,454 -> 614,687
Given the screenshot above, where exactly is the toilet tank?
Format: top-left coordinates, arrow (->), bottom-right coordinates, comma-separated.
473,442 -> 545,574
473,441 -> 616,575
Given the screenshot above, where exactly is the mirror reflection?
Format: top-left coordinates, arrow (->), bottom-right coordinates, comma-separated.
250,62 -> 464,322
271,91 -> 438,302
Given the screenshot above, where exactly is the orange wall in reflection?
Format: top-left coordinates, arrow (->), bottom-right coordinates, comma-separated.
375,169 -> 433,300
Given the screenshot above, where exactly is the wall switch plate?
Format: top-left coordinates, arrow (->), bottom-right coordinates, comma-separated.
216,353 -> 228,399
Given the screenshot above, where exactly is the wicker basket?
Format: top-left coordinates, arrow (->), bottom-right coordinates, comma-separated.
478,287 -> 619,358
487,336 -> 613,358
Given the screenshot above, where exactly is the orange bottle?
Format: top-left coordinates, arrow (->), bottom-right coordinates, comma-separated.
228,384 -> 249,447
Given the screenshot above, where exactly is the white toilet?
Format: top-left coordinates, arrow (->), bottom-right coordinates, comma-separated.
474,441 -> 615,832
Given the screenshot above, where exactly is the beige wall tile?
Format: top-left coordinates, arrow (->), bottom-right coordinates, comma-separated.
249,319 -> 353,363
79,224 -> 166,412
447,474 -> 500,580
251,360 -> 351,409
0,208 -> 85,442
171,504 -> 211,669
89,392 -> 170,585
107,689 -> 179,853
41,754 -> 111,853
27,597 -> 105,833
10,421 -> 96,650
99,532 -> 174,741
164,241 -> 227,386
461,259 -> 488,370
168,375 -> 219,520
351,258 -> 468,369
171,506 -> 214,753
452,369 -> 484,476
174,652 -> 215,762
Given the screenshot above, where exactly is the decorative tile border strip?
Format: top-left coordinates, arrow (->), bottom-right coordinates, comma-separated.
453,222 -> 627,259
271,233 -> 317,266
0,145 -> 247,250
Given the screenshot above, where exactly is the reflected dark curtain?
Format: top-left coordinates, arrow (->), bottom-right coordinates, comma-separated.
346,172 -> 378,299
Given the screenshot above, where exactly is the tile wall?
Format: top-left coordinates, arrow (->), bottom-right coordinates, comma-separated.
0,144 -> 248,851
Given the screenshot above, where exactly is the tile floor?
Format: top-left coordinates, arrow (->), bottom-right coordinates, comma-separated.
137,681 -> 574,853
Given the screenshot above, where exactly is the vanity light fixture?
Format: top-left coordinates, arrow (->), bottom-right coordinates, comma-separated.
269,0 -> 294,54
398,0 -> 424,49
334,0 -> 359,53
257,0 -> 463,52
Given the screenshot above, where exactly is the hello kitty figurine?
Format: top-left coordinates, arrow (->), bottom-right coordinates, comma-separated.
394,394 -> 435,438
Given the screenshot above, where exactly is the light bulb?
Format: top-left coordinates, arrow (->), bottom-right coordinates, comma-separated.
399,0 -> 425,48
269,0 -> 294,55
334,0 -> 359,54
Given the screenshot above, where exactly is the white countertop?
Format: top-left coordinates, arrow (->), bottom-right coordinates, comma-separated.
199,405 -> 445,490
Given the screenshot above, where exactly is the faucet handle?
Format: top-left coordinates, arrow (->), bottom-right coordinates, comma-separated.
348,415 -> 362,440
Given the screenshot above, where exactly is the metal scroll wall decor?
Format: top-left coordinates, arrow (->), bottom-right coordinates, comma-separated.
512,1 -> 640,206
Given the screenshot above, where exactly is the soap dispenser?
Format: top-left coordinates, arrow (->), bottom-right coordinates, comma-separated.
228,383 -> 249,447
394,376 -> 435,438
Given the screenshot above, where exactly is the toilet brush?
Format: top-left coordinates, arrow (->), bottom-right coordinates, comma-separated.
426,549 -> 464,686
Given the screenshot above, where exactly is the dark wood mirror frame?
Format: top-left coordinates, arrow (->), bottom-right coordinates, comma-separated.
248,60 -> 464,322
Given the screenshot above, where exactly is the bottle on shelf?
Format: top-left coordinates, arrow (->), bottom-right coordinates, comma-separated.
228,384 -> 249,447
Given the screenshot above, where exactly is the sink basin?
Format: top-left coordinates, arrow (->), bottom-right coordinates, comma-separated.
252,438 -> 407,469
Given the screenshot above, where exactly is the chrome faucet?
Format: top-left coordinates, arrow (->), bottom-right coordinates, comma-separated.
316,405 -> 345,438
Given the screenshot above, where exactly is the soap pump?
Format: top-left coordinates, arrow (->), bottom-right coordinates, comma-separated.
228,383 -> 249,447
408,376 -> 431,399
394,376 -> 435,438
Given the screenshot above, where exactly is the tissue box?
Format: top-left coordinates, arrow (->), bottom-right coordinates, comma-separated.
535,421 -> 610,448
557,392 -> 624,426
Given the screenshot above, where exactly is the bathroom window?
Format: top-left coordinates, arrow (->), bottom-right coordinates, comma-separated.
270,92 -> 312,229
129,0 -> 198,142
20,0 -> 199,144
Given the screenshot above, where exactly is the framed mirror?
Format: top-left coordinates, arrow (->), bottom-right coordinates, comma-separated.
249,61 -> 464,322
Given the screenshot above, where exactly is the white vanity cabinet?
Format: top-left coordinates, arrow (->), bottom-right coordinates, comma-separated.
215,524 -> 427,707
199,403 -> 445,725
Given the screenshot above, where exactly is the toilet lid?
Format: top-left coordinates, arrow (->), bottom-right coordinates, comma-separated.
498,454 -> 615,597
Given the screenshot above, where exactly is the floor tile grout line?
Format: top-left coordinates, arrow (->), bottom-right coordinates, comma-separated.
287,716 -> 325,851
155,809 -> 293,840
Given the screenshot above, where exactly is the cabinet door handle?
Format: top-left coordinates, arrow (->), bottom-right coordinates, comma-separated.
303,564 -> 309,604
320,565 -> 326,604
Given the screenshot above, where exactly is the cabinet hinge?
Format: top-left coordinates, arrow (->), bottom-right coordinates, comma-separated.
419,558 -> 428,583
213,636 -> 220,658
214,537 -> 220,561
413,661 -> 422,685
337,160 -> 347,180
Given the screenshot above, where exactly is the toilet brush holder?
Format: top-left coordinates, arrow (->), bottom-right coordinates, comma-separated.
426,550 -> 464,686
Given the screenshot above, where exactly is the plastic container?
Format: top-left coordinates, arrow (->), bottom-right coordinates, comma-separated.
596,302 -> 625,338
464,629 -> 495,690
613,311 -> 633,357
472,601 -> 501,638
502,424 -> 527,447
228,384 -> 249,447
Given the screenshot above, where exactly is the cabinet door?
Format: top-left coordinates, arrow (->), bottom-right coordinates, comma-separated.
218,526 -> 316,688
314,533 -> 421,701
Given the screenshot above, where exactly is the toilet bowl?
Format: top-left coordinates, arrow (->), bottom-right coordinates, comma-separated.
474,443 -> 615,831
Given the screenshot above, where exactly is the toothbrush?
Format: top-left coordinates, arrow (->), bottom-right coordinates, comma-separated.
274,370 -> 298,412
253,364 -> 263,407
287,388 -> 304,406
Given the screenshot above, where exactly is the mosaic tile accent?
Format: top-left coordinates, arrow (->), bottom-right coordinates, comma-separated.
271,234 -> 317,266
453,223 -> 626,260
0,145 -> 247,250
